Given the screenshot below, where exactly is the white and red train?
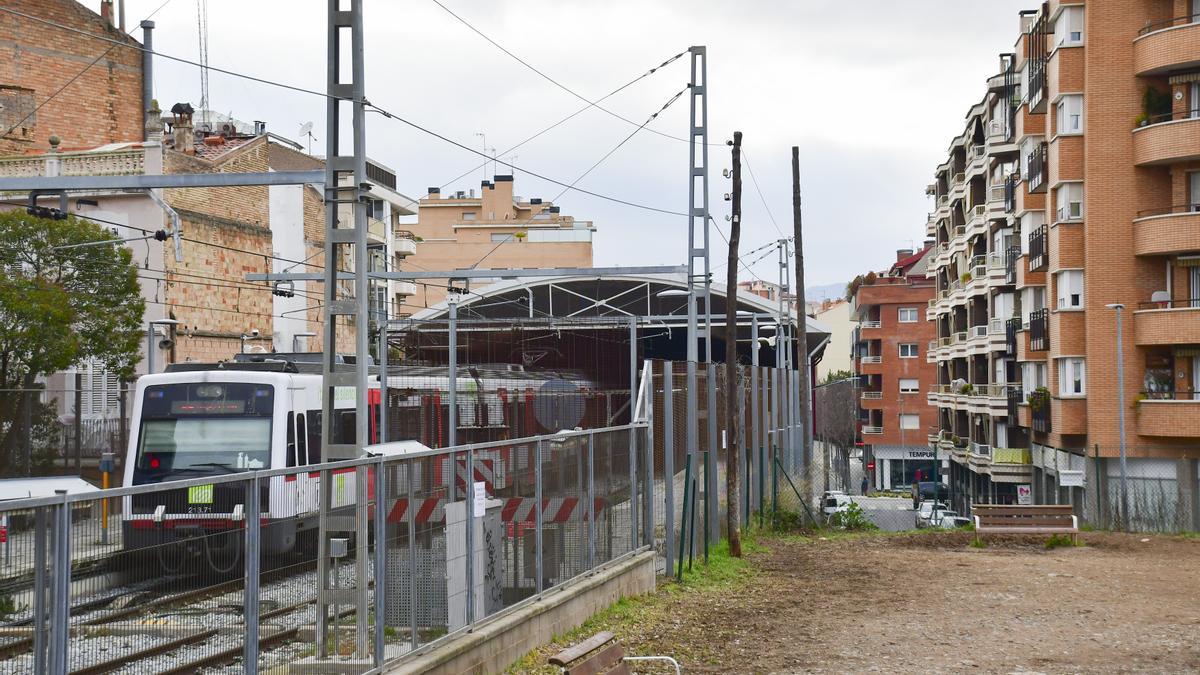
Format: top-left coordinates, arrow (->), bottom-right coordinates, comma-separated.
120,358 -> 606,560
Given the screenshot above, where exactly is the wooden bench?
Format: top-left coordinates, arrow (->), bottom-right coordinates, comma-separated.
549,631 -> 680,675
972,504 -> 1079,544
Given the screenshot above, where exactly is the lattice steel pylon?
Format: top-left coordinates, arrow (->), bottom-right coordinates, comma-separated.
317,0 -> 370,661
685,46 -> 713,552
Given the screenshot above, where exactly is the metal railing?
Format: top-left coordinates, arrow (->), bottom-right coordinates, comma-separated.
1027,142 -> 1048,194
1030,390 -> 1052,433
970,442 -> 992,458
1137,15 -> 1200,36
1028,225 -> 1048,271
860,391 -> 883,400
860,355 -> 882,364
1139,390 -> 1200,401
1006,318 -> 1020,355
1007,385 -> 1022,419
1004,245 -> 1020,284
861,426 -> 883,435
1136,298 -> 1200,310
860,320 -> 881,329
1029,308 -> 1049,351
1134,203 -> 1200,218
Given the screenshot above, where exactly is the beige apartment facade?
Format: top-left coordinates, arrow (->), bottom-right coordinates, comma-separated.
926,0 -> 1200,530
404,176 -> 594,311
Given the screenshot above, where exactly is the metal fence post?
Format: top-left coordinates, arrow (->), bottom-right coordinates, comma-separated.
663,361 -> 675,573
629,318 -> 639,552
407,460 -> 417,651
587,433 -> 595,571
535,440 -> 544,594
373,457 -> 386,665
244,475 -> 261,675
50,490 -> 70,675
705,362 -> 717,561
465,446 -> 475,627
33,507 -> 48,675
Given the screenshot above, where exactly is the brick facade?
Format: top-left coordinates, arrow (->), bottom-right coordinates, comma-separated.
0,0 -> 142,155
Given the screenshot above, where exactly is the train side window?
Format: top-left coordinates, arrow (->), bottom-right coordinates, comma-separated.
286,411 -> 296,467
307,410 -> 322,463
296,413 -> 308,466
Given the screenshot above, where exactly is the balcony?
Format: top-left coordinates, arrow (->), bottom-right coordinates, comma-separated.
1004,174 -> 1017,213
1028,225 -> 1047,272
1030,389 -> 1052,434
1004,246 -> 1020,285
1027,142 -> 1048,193
393,230 -> 418,257
1133,113 -> 1200,166
860,320 -> 882,330
1005,318 -> 1020,355
861,426 -> 884,436
860,391 -> 883,400
1137,393 -> 1200,438
1006,385 -> 1022,420
992,447 -> 1032,465
393,281 -> 417,297
860,355 -> 882,364
1133,17 -> 1200,76
368,217 -> 388,244
1133,206 -> 1200,256
1029,308 -> 1049,352
970,442 -> 992,458
1133,301 -> 1200,346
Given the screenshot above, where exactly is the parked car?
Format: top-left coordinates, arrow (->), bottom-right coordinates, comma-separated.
929,510 -> 969,529
822,493 -> 853,520
911,481 -> 947,509
915,501 -> 949,529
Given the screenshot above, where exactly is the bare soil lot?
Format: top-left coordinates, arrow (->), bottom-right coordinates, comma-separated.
514,531 -> 1200,674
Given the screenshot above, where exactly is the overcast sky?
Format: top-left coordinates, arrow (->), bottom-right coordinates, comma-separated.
89,0 -> 1030,289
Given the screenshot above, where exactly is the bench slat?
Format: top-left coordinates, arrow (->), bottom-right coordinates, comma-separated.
566,644 -> 626,675
975,516 -> 1075,526
972,505 -> 1073,515
976,526 -> 1077,534
550,632 -> 616,667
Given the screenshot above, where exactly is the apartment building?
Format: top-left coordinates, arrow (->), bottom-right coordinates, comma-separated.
851,247 -> 938,491
925,1 -> 1200,526
406,176 -> 594,310
812,299 -> 854,381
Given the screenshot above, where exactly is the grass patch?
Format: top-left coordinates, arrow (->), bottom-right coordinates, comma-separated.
507,534 -> 763,674
1044,533 -> 1078,549
969,537 -> 988,549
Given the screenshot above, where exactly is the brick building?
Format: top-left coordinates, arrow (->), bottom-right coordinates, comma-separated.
924,1 -> 1200,527
850,247 -> 938,491
0,0 -> 144,155
407,176 -> 594,308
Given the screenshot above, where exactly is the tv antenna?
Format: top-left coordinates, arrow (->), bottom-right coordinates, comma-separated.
299,121 -> 317,155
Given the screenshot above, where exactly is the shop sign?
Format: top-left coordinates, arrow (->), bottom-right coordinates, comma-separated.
1016,484 -> 1032,505
1060,470 -> 1084,487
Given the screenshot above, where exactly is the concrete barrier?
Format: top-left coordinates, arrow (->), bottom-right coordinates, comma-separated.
387,549 -> 657,675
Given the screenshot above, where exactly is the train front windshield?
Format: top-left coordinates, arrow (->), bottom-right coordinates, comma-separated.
133,382 -> 274,484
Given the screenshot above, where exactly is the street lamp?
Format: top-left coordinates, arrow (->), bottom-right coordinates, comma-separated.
146,319 -> 179,374
293,331 -> 316,353
1106,302 -> 1129,529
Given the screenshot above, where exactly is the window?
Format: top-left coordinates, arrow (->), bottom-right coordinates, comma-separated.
1056,270 -> 1084,309
1190,172 -> 1200,211
1058,357 -> 1086,396
1054,6 -> 1084,46
899,414 -> 921,430
461,211 -> 477,221
286,411 -> 296,467
1056,182 -> 1084,221
1022,362 -> 1048,396
1056,95 -> 1083,135
899,343 -> 919,358
898,307 -> 919,323
899,378 -> 920,394
1192,82 -> 1200,119
369,199 -> 386,220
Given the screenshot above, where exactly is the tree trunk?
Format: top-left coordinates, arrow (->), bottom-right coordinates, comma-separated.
726,131 -> 744,557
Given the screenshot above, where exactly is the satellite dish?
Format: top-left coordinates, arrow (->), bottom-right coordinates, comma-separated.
298,121 -> 313,137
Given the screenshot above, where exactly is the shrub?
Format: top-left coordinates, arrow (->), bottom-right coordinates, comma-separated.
830,502 -> 878,532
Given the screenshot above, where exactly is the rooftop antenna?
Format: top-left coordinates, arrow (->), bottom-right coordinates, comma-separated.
299,121 -> 317,155
195,0 -> 210,131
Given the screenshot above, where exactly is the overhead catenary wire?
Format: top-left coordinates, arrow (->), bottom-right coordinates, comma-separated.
0,6 -> 688,219
740,147 -> 785,238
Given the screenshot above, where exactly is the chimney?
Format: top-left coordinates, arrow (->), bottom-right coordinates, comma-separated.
100,1 -> 115,27
896,248 -> 913,262
172,107 -> 195,155
144,100 -> 164,143
427,187 -> 440,198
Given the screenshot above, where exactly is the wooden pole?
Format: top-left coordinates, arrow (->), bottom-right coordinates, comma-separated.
725,131 -> 743,556
791,147 -> 813,472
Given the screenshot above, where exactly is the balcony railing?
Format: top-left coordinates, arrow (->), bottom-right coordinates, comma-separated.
1138,110 -> 1200,129
860,355 -> 882,364
1006,318 -> 1020,355
860,320 -> 882,329
1007,385 -> 1022,420
861,426 -> 884,435
970,442 -> 992,458
1028,225 -> 1048,272
1140,390 -> 1200,401
1137,298 -> 1200,310
1137,15 -> 1200,36
1135,204 -> 1200,218
1004,245 -> 1020,284
1031,393 -> 1051,434
860,391 -> 884,400
1027,142 -> 1048,194
1004,174 -> 1018,213
1029,308 -> 1049,351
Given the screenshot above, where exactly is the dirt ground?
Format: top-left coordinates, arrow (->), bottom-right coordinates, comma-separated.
514,531 -> 1200,674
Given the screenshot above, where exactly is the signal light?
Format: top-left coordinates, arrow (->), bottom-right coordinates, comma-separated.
149,456 -> 161,469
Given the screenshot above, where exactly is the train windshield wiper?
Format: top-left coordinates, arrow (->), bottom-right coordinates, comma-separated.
184,462 -> 235,473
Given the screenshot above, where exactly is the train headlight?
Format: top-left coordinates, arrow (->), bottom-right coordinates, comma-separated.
196,384 -> 224,398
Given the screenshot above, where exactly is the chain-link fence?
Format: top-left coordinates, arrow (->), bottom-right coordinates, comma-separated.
1084,446 -> 1200,534
0,424 -> 651,673
0,386 -> 131,479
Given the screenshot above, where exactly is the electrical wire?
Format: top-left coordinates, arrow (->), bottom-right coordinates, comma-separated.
0,6 -> 689,218
740,147 -> 785,238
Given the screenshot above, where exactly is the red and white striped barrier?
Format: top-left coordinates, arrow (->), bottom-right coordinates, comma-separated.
386,496 -> 605,525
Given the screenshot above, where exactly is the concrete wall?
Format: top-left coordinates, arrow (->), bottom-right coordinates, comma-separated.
388,550 -> 656,675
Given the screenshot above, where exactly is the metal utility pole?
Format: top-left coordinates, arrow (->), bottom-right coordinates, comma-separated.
1107,303 -> 1129,528
776,239 -> 791,469
792,147 -> 812,470
725,131 -> 743,557
685,46 -> 711,559
316,0 -> 370,662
